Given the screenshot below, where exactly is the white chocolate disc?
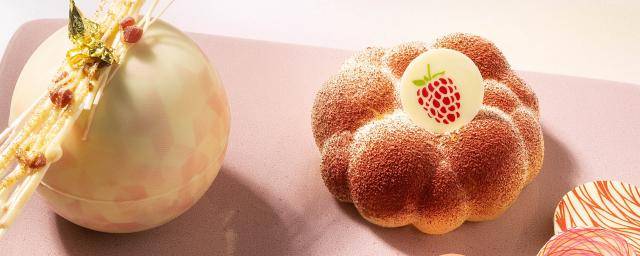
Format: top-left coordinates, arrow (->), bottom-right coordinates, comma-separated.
399,49 -> 483,134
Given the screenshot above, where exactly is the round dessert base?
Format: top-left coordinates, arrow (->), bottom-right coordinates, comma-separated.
38,160 -> 223,233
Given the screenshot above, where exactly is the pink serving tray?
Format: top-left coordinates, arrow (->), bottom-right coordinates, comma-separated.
1,19 -> 639,256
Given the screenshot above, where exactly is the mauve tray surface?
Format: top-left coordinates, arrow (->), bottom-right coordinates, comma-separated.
1,19 -> 639,256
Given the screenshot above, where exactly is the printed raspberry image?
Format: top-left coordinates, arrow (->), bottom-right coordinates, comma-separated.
413,65 -> 461,124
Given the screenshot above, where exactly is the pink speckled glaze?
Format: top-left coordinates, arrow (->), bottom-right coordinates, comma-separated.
8,20 -> 230,233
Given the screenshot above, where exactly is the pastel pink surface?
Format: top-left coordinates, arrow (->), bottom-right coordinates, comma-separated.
0,19 -> 639,255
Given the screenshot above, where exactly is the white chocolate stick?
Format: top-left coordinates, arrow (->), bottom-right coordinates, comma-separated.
0,92 -> 48,153
0,0 -> 175,237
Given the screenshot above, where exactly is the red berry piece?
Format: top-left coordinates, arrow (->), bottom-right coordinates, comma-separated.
120,17 -> 136,30
28,153 -> 47,169
50,89 -> 73,109
16,150 -> 47,169
123,26 -> 144,43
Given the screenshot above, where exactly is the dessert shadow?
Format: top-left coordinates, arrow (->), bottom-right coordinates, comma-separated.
55,167 -> 289,256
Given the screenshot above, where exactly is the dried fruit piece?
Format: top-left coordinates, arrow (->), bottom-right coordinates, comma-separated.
123,26 -> 143,43
27,154 -> 47,169
49,89 -> 73,109
119,16 -> 135,29
16,150 -> 47,169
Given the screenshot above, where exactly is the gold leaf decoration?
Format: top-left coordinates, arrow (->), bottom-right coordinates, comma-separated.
66,0 -> 115,68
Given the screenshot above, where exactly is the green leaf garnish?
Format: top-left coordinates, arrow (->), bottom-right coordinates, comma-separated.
416,64 -> 446,85
413,80 -> 426,86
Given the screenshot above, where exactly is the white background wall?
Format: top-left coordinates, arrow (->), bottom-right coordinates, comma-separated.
1,0 -> 639,84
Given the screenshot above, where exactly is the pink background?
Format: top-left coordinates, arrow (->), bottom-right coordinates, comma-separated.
0,19 -> 639,255
2,1 -> 640,86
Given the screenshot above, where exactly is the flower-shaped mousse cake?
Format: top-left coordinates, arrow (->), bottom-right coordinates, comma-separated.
311,34 -> 543,234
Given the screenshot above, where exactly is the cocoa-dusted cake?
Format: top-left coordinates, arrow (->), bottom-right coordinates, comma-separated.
311,34 -> 544,234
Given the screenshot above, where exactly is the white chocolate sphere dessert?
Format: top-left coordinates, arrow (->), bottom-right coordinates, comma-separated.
9,20 -> 230,233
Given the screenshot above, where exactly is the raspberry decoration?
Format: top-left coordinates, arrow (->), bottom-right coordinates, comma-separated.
49,89 -> 73,109
123,26 -> 143,44
119,16 -> 136,29
413,64 -> 461,124
120,16 -> 143,44
399,48 -> 483,134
